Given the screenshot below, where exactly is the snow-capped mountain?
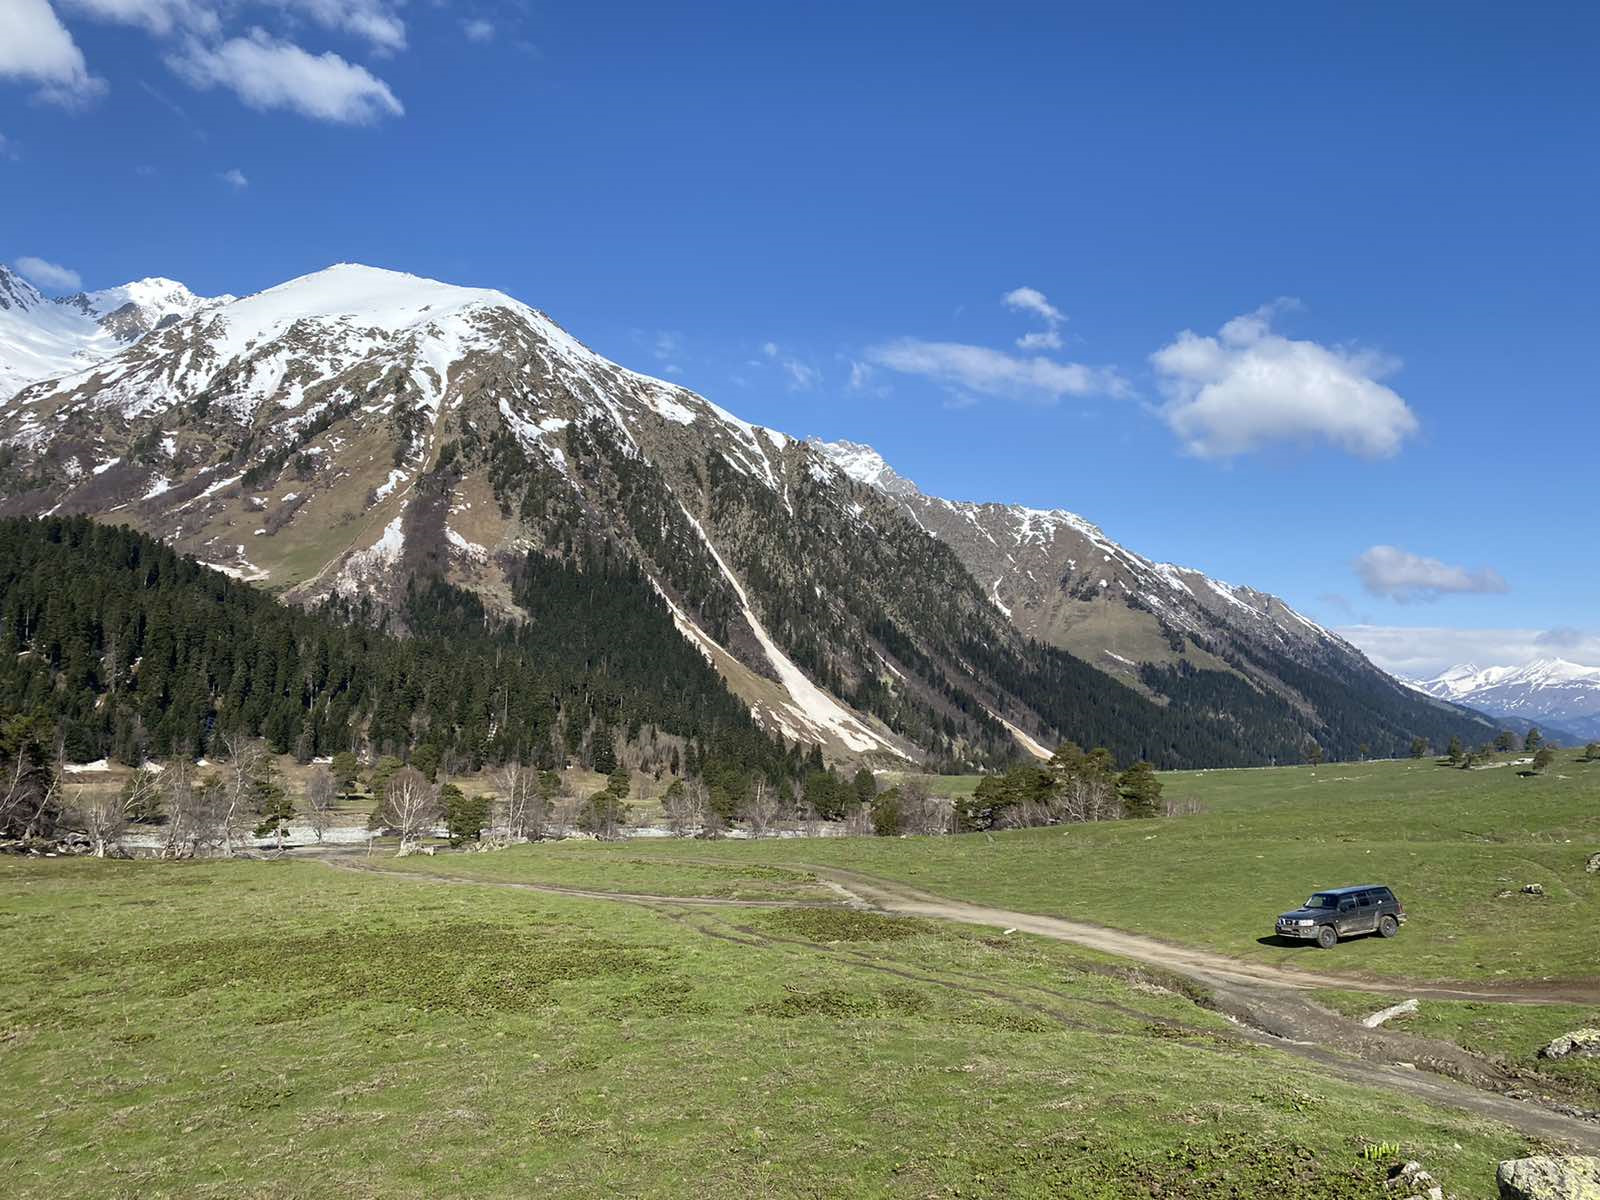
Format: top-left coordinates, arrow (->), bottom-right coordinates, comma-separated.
0,263 -> 1498,767
1407,659 -> 1600,741
0,265 -> 229,399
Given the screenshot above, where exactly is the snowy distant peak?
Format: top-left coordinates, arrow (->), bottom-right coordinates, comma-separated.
0,266 -> 46,313
1408,658 -> 1600,739
808,438 -> 921,497
1413,658 -> 1600,700
56,277 -> 224,323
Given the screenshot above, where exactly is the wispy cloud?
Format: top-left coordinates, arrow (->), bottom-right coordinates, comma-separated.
868,338 -> 1124,404
1151,300 -> 1418,459
1354,545 -> 1509,603
13,255 -> 82,290
1003,285 -> 1064,350
462,18 -> 495,43
219,165 -> 248,187
168,30 -> 404,124
0,0 -> 107,107
1339,625 -> 1600,677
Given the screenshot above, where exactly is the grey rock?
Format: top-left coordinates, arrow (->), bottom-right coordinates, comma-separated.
1539,1028 -> 1600,1060
1496,1155 -> 1600,1199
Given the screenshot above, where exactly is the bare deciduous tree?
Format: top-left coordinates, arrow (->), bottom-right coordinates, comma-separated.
661,778 -> 704,837
378,765 -> 438,854
304,765 -> 336,843
216,733 -> 274,856
160,758 -> 198,858
77,787 -> 125,857
493,762 -> 551,843
897,778 -> 949,836
741,778 -> 783,838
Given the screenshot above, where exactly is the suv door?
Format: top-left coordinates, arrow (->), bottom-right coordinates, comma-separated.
1354,890 -> 1380,932
1335,897 -> 1361,933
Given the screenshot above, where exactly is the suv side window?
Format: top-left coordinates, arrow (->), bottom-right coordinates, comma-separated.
1358,892 -> 1375,907
1373,889 -> 1393,905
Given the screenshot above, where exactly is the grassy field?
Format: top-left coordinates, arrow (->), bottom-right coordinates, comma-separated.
587,753 -> 1600,985
0,856 -> 1546,1200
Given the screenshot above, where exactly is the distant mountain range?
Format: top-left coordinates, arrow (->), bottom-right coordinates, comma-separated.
1405,659 -> 1600,742
0,261 -> 1499,768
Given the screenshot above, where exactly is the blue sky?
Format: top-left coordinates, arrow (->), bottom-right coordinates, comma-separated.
3,1 -> 1597,675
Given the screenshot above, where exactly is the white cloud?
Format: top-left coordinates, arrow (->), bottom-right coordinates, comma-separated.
13,255 -> 82,290
1339,625 -> 1600,678
1002,285 -> 1063,325
867,338 -> 1125,404
462,18 -> 495,42
280,0 -> 407,55
168,30 -> 403,124
219,166 -> 248,187
1354,544 -> 1509,603
848,360 -> 873,390
1004,285 -> 1066,351
0,132 -> 16,160
761,341 -> 779,358
1015,329 -> 1062,351
62,0 -> 220,36
0,0 -> 107,106
1151,301 -> 1419,458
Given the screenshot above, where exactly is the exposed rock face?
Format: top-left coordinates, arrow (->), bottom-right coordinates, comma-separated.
1495,1155 -> 1600,1199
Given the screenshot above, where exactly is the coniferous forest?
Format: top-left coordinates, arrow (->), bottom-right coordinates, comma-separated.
0,516 -> 799,785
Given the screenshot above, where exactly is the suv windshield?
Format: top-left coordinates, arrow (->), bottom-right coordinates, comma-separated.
1304,893 -> 1339,909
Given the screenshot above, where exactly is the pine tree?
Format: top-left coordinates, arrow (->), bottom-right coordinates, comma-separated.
1446,736 -> 1464,765
1118,761 -> 1163,819
1409,736 -> 1429,759
1524,728 -> 1544,752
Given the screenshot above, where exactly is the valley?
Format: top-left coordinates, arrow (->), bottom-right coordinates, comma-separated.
4,752 -> 1598,1200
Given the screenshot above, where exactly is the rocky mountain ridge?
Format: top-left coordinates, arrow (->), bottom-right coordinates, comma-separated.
0,263 -> 1499,767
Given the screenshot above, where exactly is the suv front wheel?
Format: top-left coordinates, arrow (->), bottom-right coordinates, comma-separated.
1378,914 -> 1399,938
1316,925 -> 1338,949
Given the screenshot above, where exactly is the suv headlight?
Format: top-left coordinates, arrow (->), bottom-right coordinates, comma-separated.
1296,919 -> 1314,926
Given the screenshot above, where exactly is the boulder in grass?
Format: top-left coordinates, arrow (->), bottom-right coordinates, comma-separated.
1495,1155 -> 1600,1199
1539,1028 -> 1600,1060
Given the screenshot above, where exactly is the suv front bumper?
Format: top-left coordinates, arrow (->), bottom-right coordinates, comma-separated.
1275,922 -> 1323,939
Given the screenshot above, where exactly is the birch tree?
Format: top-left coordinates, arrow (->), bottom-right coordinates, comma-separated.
377,765 -> 437,853
304,765 -> 336,843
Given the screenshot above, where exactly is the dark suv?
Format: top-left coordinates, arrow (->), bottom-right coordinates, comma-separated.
1275,885 -> 1405,949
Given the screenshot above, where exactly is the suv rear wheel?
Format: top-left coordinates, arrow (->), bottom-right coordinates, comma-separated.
1378,914 -> 1399,938
1316,925 -> 1338,949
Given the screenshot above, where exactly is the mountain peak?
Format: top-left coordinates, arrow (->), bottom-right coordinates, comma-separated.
808,438 -> 921,497
0,265 -> 47,314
